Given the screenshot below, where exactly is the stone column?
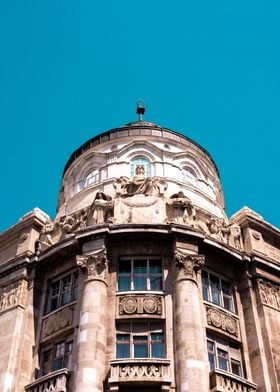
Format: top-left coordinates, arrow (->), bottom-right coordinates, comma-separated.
74,247 -> 108,392
173,250 -> 209,392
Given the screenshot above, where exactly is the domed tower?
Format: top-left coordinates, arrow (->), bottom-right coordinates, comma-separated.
3,108 -> 280,392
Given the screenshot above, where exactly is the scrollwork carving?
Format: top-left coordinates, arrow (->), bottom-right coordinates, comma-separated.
76,248 -> 108,282
174,251 -> 205,281
119,295 -> 162,316
0,280 -> 27,313
257,279 -> 280,310
206,307 -> 238,337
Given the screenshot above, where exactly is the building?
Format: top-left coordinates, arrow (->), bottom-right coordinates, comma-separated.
0,108 -> 279,392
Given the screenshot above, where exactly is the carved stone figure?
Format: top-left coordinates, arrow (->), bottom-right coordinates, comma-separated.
207,218 -> 222,240
167,192 -> 196,225
114,165 -> 167,197
89,192 -> 113,224
228,222 -> 243,251
38,221 -> 54,246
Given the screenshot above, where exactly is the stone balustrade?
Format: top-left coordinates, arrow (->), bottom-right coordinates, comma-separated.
209,369 -> 257,392
24,368 -> 69,392
109,358 -> 171,386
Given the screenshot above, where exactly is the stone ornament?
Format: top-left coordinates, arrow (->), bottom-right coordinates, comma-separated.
166,192 -> 196,225
0,279 -> 27,313
174,251 -> 205,281
257,279 -> 280,310
89,192 -> 113,224
119,295 -> 162,316
206,307 -> 238,337
42,306 -> 74,339
113,165 -> 167,197
119,364 -> 161,378
76,248 -> 108,282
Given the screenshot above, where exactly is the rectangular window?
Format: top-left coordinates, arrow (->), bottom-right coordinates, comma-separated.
118,259 -> 162,291
41,339 -> 73,376
202,271 -> 234,312
46,271 -> 79,314
207,334 -> 242,377
116,322 -> 165,359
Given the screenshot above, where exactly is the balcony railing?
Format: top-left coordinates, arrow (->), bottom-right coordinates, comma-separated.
109,358 -> 171,385
24,368 -> 70,392
209,369 -> 257,392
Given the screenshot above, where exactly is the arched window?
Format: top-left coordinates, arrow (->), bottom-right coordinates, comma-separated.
85,169 -> 100,187
130,157 -> 151,177
182,167 -> 197,187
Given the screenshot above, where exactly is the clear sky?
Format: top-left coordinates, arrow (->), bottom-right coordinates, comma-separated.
0,1 -> 279,233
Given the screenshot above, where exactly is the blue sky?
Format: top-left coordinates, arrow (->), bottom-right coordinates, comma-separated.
0,1 -> 279,233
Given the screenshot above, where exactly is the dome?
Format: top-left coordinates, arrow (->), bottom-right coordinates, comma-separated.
56,120 -> 225,227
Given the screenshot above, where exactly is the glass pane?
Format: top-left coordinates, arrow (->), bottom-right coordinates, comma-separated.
118,276 -> 131,291
134,276 -> 147,290
223,296 -> 233,312
208,353 -> 215,370
50,297 -> 58,312
117,334 -> 130,342
231,359 -> 241,376
151,343 -> 165,358
134,260 -> 147,273
218,349 -> 229,371
210,275 -> 221,305
150,260 -> 162,274
207,341 -> 215,353
52,358 -> 64,371
116,344 -> 130,358
134,344 -> 148,358
61,291 -> 71,306
119,261 -> 131,274
51,281 -> 60,296
221,280 -> 231,295
150,276 -> 162,290
202,286 -> 209,301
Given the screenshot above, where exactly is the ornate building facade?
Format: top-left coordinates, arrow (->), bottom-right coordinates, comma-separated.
0,115 -> 279,392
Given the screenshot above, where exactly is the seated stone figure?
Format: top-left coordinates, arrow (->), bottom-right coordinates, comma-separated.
126,165 -> 156,196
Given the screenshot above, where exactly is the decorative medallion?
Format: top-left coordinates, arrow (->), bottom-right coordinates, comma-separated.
119,295 -> 162,316
143,297 -> 158,313
206,306 -> 238,337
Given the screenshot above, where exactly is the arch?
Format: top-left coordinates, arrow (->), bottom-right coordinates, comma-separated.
130,156 -> 151,177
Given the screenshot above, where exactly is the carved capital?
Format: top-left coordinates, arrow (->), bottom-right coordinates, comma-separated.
76,248 -> 108,283
174,251 -> 205,281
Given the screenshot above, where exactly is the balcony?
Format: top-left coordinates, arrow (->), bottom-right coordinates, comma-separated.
209,369 -> 257,392
109,359 -> 171,390
24,368 -> 70,392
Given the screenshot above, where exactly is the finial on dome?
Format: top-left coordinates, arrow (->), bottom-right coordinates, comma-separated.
136,99 -> 145,121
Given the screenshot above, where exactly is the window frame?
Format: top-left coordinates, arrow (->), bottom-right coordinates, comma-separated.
207,334 -> 243,377
202,270 -> 235,313
40,337 -> 73,376
117,258 -> 163,292
130,157 -> 151,178
46,271 -> 79,314
116,321 -> 165,359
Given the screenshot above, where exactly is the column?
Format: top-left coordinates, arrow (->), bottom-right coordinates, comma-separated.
173,250 -> 209,392
74,247 -> 108,392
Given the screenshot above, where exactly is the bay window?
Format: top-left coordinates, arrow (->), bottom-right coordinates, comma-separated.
118,259 -> 162,291
202,271 -> 234,312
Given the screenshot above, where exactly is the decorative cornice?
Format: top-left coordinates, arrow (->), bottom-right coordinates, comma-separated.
76,247 -> 108,283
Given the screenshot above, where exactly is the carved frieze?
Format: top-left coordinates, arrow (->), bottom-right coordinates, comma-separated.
119,295 -> 162,316
257,279 -> 280,310
76,248 -> 108,283
174,251 -> 205,281
42,305 -> 74,339
206,306 -> 239,337
0,279 -> 27,313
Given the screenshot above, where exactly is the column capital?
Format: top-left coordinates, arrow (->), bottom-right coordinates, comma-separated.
174,251 -> 205,282
76,247 -> 108,284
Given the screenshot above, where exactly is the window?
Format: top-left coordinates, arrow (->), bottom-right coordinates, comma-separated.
182,167 -> 197,187
207,334 -> 242,377
118,259 -> 162,291
116,322 -> 165,359
202,271 -> 234,312
46,271 -> 79,314
130,157 -> 151,177
85,169 -> 100,187
40,339 -> 73,376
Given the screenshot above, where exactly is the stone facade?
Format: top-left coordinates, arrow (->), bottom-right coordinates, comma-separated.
0,119 -> 279,392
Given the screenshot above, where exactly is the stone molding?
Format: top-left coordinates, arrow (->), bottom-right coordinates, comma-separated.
76,248 -> 108,283
209,369 -> 257,392
118,295 -> 162,316
41,305 -> 74,340
174,251 -> 205,281
257,279 -> 280,310
24,368 -> 69,392
0,279 -> 27,313
206,305 -> 239,337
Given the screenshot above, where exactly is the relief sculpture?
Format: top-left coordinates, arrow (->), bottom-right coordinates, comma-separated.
206,307 -> 239,337
257,279 -> 280,310
0,280 -> 27,313
119,295 -> 162,316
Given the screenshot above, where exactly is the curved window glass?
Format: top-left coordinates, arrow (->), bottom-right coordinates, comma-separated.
85,169 -> 100,187
182,167 -> 197,187
130,157 -> 151,177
